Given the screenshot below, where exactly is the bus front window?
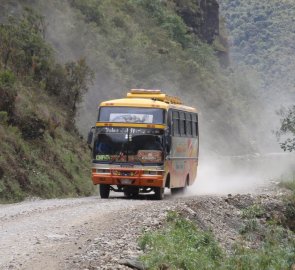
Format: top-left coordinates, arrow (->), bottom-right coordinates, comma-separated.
93,131 -> 164,164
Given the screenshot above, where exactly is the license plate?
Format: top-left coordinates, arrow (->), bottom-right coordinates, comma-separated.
121,179 -> 132,185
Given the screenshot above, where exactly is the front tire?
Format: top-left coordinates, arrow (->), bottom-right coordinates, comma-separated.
99,184 -> 110,199
154,187 -> 164,200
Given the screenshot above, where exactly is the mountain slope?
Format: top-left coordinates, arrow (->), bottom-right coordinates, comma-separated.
220,0 -> 295,101
0,8 -> 94,202
29,0 -> 259,155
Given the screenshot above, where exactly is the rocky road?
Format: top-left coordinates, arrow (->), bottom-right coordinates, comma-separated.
0,184 -> 287,270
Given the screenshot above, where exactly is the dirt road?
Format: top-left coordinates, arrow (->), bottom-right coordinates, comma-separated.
0,185 -> 286,270
0,194 -> 177,270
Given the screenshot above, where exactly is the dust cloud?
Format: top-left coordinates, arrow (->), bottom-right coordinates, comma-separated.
189,152 -> 295,195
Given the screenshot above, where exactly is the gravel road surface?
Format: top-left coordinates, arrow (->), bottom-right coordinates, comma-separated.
0,182 -> 287,270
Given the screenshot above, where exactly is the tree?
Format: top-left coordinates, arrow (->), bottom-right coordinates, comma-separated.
0,7 -> 51,77
63,58 -> 94,115
277,105 -> 295,152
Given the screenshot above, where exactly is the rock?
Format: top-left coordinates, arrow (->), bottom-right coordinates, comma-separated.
119,258 -> 145,270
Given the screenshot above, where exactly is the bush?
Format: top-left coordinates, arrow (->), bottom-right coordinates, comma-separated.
276,106 -> 295,152
0,111 -> 8,124
225,226 -> 295,270
139,212 -> 223,269
0,69 -> 17,116
61,59 -> 94,114
17,114 -> 46,140
241,203 -> 265,219
45,59 -> 93,117
71,0 -> 103,25
0,69 -> 16,87
280,179 -> 295,231
139,211 -> 295,270
0,8 -> 52,78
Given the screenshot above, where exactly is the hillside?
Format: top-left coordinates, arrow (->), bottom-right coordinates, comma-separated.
1,0 -> 294,202
220,0 -> 295,103
0,8 -> 94,202
27,0 -> 261,155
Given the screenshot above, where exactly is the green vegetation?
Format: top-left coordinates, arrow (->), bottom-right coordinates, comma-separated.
220,0 -> 295,97
139,211 -> 295,270
0,8 -> 94,202
241,203 -> 265,219
220,0 -> 295,153
280,178 -> 295,232
139,212 -> 224,269
65,0 -> 258,154
227,226 -> 295,270
277,106 -> 295,152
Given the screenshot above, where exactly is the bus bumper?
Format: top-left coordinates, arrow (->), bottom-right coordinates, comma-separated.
92,172 -> 164,187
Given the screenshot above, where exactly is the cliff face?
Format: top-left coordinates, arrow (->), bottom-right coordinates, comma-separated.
173,0 -> 220,44
173,0 -> 228,66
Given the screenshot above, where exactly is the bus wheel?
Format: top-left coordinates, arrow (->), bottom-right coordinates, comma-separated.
99,184 -> 110,199
154,187 -> 164,200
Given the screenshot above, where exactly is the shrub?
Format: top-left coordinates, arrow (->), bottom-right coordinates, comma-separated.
61,58 -> 94,114
0,111 -> 8,124
17,114 -> 46,140
276,106 -> 295,152
224,226 -> 295,270
139,212 -> 224,269
71,0 -> 103,25
139,212 -> 295,270
0,8 -> 52,77
0,69 -> 17,116
241,203 -> 265,219
0,69 -> 16,87
45,63 -> 67,96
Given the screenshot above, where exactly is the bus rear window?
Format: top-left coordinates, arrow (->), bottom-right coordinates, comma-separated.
98,107 -> 165,124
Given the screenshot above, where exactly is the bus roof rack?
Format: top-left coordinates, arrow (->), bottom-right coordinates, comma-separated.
127,89 -> 182,105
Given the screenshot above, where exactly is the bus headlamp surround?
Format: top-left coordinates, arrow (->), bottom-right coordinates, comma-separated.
143,171 -> 163,175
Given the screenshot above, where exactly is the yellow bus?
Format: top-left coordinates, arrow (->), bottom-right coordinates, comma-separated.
87,89 -> 199,200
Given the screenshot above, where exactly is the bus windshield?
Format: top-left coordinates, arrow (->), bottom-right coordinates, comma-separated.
98,107 -> 165,124
93,127 -> 164,164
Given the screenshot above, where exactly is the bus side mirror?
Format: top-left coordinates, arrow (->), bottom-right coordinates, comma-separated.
165,136 -> 171,154
166,143 -> 170,154
165,129 -> 171,154
87,126 -> 95,146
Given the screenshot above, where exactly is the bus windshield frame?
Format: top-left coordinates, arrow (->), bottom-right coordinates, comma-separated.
98,107 -> 166,124
93,127 -> 165,165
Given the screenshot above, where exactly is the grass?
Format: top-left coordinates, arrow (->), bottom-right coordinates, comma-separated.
279,177 -> 295,232
139,211 -> 295,270
0,105 -> 94,203
241,203 -> 265,219
139,211 -> 223,270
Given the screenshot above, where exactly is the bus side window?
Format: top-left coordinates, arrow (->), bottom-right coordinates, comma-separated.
186,113 -> 192,137
180,112 -> 185,136
192,113 -> 198,137
196,114 -> 199,137
172,111 -> 180,136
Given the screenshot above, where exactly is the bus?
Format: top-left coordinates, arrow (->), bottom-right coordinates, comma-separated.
87,89 -> 199,200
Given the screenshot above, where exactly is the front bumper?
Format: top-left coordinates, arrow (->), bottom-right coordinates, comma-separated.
91,166 -> 164,187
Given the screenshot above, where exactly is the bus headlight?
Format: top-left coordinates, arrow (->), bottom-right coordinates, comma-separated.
143,171 -> 163,175
96,169 -> 110,174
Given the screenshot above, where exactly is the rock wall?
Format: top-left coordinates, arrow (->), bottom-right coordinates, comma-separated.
173,0 -> 220,44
